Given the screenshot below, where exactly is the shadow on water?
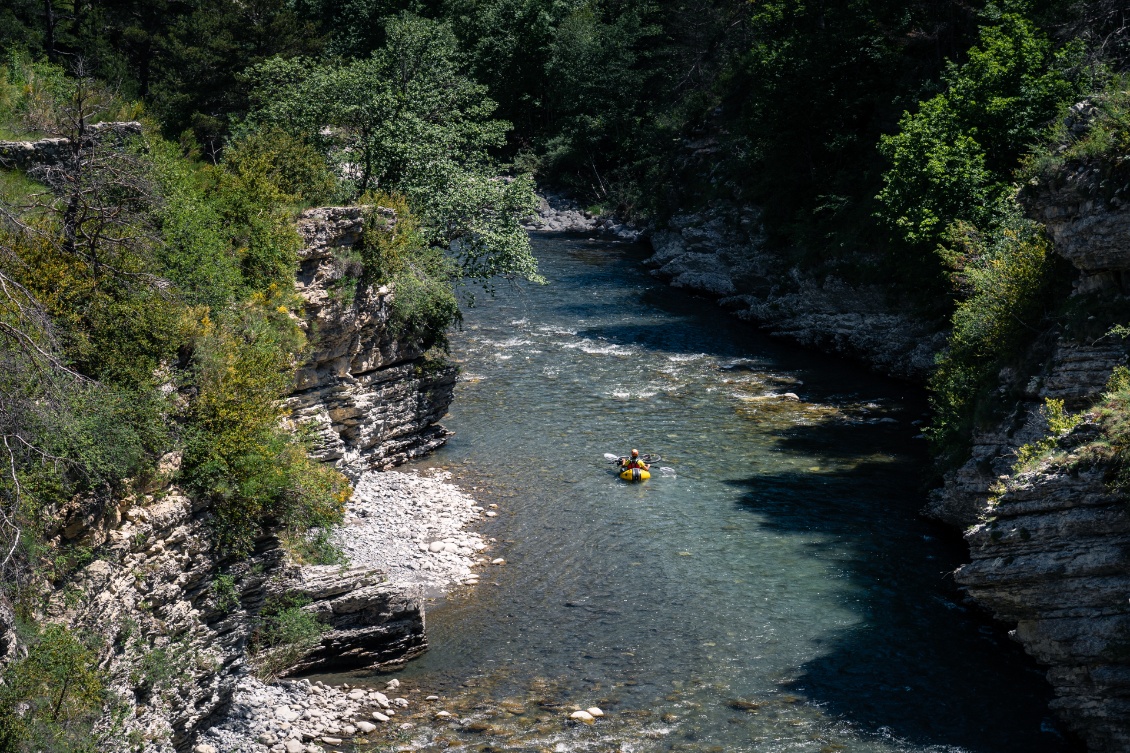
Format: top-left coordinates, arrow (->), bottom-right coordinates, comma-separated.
724,418 -> 1082,752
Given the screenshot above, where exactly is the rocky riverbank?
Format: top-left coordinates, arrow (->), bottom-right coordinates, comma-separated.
192,468 -> 498,751
335,470 -> 496,593
643,205 -> 946,382
524,191 -> 945,382
522,191 -> 644,242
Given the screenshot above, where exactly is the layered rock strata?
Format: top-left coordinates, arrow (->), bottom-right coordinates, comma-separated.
41,460 -> 425,751
288,206 -> 457,477
933,160 -> 1130,750
644,204 -> 946,381
0,193 -> 463,751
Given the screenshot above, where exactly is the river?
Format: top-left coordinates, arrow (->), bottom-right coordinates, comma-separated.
355,233 -> 1075,752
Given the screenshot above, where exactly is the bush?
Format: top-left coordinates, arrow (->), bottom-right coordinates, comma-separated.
927,204 -> 1061,465
1013,398 -> 1083,471
1022,73 -> 1130,197
250,596 -> 328,680
878,11 -> 1082,265
359,193 -> 462,351
180,294 -> 351,558
0,624 -> 105,753
221,127 -> 338,207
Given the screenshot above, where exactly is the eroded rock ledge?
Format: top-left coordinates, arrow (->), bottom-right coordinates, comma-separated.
643,204 -> 946,381
288,206 -> 457,477
0,201 -> 464,752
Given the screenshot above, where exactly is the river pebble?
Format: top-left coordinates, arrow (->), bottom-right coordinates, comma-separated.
194,676 -> 424,752
333,470 -> 490,591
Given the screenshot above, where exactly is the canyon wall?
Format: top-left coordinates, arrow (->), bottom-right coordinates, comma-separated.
288,206 -> 457,478
0,177 -> 453,750
928,161 -> 1130,751
642,203 -> 946,381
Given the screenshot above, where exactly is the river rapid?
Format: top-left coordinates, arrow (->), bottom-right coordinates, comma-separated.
353,233 -> 1075,753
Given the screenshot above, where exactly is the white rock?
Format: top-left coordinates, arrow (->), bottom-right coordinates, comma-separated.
586,707 -> 604,717
435,710 -> 452,718
346,690 -> 365,701
373,691 -> 391,708
492,558 -> 506,565
284,740 -> 304,753
392,698 -> 409,708
320,738 -> 342,745
355,721 -> 376,733
342,725 -> 356,735
371,712 -> 390,723
485,511 -> 497,517
194,746 -> 217,753
275,706 -> 298,722
428,541 -> 444,553
425,695 -> 440,701
570,710 -> 595,723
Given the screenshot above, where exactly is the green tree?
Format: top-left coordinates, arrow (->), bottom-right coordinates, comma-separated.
878,11 -> 1081,259
245,13 -> 541,283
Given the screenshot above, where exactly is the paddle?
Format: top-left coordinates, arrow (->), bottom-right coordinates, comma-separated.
603,452 -> 663,464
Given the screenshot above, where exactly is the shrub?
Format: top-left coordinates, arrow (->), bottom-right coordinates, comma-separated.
250,596 -> 328,680
359,193 -> 461,350
927,204 -> 1061,465
0,624 -> 104,753
1013,398 -> 1084,471
221,127 -> 338,207
180,293 -> 350,558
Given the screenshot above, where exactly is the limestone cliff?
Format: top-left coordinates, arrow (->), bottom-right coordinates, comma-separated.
930,153 -> 1130,751
0,203 -> 455,752
643,203 -> 946,381
288,206 -> 457,478
46,464 -> 424,750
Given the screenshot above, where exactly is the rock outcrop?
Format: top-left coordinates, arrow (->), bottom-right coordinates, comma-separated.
288,206 -> 457,477
931,152 -> 1130,750
956,458 -> 1130,752
0,199 -> 460,752
0,121 -> 142,169
522,191 -> 643,241
644,204 -> 946,381
43,458 -> 425,751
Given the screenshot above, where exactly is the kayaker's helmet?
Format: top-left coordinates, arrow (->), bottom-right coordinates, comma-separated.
631,449 -> 639,457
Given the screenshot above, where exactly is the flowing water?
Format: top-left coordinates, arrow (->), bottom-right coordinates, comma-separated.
350,234 -> 1075,752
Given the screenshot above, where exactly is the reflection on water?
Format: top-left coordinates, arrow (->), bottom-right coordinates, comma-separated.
348,235 -> 1076,752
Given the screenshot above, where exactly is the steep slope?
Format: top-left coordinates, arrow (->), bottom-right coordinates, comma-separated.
932,150 -> 1130,751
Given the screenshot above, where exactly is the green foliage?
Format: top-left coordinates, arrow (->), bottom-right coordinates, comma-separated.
1081,367 -> 1130,491
250,595 -> 328,680
878,10 -> 1082,261
211,573 -> 240,611
243,14 -> 542,284
180,295 -> 350,558
0,625 -> 105,753
221,127 -> 338,207
357,193 -> 461,349
927,205 -> 1059,465
280,529 -> 348,566
1022,73 -> 1130,196
1013,398 -> 1083,470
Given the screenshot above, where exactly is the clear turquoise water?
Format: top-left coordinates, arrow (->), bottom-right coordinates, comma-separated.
361,234 -> 1075,752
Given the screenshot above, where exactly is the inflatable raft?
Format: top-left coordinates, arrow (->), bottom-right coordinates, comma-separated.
619,467 -> 651,482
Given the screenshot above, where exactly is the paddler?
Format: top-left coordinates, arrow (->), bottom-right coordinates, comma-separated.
619,449 -> 650,471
